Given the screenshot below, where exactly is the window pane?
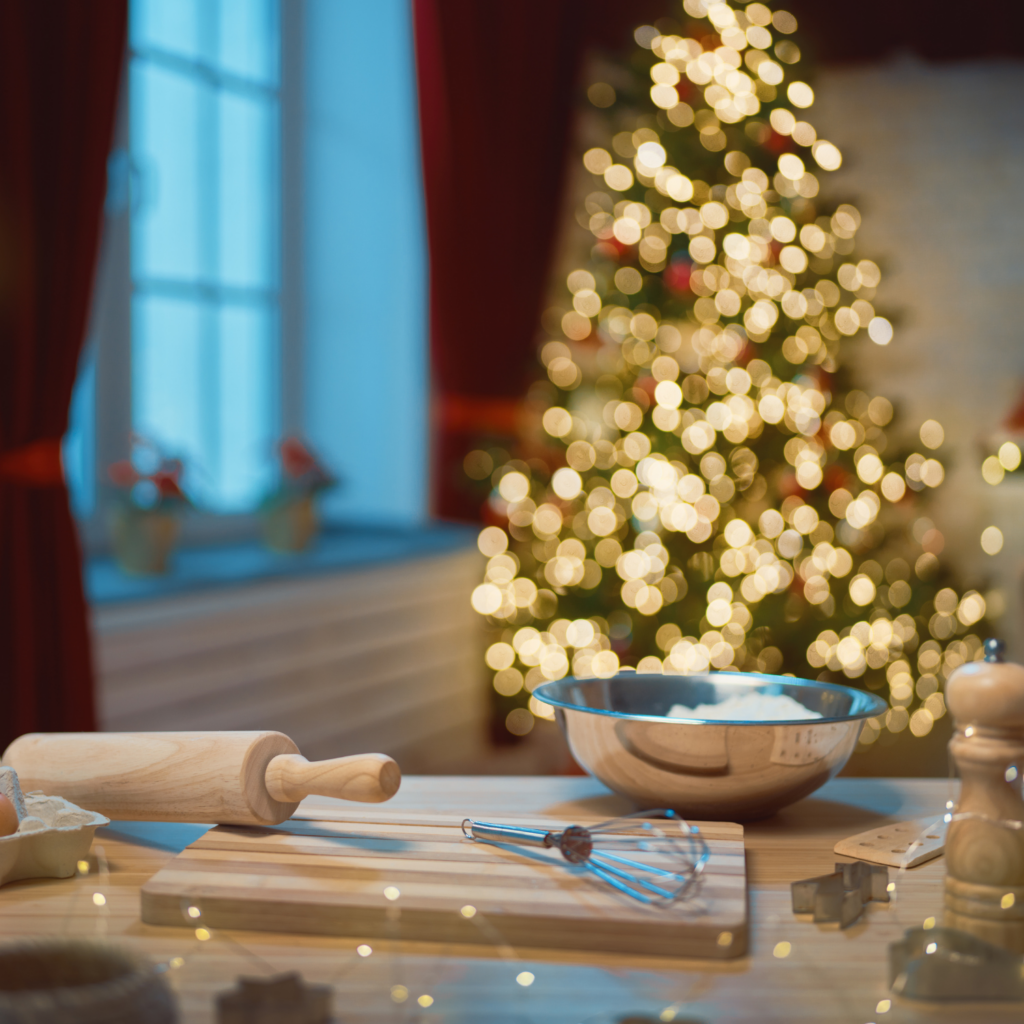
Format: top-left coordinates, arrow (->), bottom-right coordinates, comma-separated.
133,294 -> 275,513
218,0 -> 279,85
218,304 -> 276,509
131,61 -> 212,283
63,346 -> 97,518
219,91 -> 277,289
132,294 -> 210,497
131,0 -> 207,63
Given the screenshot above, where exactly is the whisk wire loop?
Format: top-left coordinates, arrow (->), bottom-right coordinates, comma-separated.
462,809 -> 708,907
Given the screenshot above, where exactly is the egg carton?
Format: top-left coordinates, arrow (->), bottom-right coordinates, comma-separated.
0,767 -> 109,886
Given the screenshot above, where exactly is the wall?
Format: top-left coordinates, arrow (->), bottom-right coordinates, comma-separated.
303,0 -> 428,525
814,57 -> 1024,652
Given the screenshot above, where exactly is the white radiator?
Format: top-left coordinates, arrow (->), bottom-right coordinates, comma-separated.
90,548 -> 488,773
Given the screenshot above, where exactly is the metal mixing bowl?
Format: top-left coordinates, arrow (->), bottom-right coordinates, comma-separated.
533,673 -> 887,821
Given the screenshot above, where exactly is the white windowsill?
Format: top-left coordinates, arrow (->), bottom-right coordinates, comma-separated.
85,521 -> 477,606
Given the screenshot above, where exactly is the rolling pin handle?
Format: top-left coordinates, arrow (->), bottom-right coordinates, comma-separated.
265,753 -> 401,805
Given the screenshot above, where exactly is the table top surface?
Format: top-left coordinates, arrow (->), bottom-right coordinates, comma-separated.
0,774 -> 1011,1023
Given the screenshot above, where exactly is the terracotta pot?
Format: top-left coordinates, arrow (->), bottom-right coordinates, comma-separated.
0,940 -> 177,1023
261,494 -> 318,553
108,507 -> 180,576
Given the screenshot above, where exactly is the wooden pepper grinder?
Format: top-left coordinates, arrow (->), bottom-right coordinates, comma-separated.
944,639 -> 1024,953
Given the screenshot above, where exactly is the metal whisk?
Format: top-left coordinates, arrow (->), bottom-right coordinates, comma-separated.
462,809 -> 708,906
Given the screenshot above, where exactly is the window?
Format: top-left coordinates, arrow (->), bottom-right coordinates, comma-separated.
129,0 -> 280,512
65,0 -> 429,547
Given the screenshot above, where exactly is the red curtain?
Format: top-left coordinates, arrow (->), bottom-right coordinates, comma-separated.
414,0 -> 666,521
0,1 -> 127,750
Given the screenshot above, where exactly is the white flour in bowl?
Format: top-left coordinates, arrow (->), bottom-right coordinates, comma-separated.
667,692 -> 822,721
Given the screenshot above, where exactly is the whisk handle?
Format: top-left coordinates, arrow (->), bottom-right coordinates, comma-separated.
462,819 -> 552,847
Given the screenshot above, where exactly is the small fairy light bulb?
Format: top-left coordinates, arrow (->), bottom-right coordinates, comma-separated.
772,941 -> 791,958
195,927 -> 211,941
460,905 -> 477,918
76,860 -> 89,875
92,892 -> 106,907
186,905 -> 201,919
383,886 -> 400,901
417,995 -> 434,1008
516,971 -> 535,987
356,944 -> 372,958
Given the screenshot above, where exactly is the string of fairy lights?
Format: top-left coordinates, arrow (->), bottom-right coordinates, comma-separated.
468,0 -> 993,743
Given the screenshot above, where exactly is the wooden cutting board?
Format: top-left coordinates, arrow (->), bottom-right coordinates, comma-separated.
141,803 -> 747,959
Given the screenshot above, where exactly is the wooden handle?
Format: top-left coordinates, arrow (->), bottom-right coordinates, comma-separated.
265,753 -> 401,804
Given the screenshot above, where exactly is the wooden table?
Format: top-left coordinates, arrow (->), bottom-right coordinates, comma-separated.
0,775 -> 1015,1023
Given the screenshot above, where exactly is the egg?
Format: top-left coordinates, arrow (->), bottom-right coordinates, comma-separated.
0,794 -> 18,837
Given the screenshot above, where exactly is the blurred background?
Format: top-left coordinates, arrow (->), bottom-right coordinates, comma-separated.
2,0 -> 1023,778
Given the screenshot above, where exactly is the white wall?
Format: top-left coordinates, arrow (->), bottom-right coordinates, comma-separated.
303,0 -> 428,524
814,57 -> 1024,644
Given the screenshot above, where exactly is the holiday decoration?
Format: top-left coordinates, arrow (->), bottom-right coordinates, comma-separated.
468,1 -> 991,742
977,389 -> 1023,559
260,437 -> 337,553
107,437 -> 190,575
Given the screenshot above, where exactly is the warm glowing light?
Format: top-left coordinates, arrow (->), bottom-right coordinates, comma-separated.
811,140 -> 841,170
999,441 -> 1021,470
552,467 -> 583,500
787,82 -> 814,108
777,154 -> 804,180
919,420 -> 944,449
981,526 -> 1004,555
773,941 -> 792,958
357,944 -> 373,957
516,971 -> 535,987
92,893 -> 106,907
868,317 -> 893,345
982,456 -> 1005,485
477,526 -> 508,557
604,164 -> 634,191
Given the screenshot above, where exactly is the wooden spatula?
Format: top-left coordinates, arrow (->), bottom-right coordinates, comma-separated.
2,731 -> 400,826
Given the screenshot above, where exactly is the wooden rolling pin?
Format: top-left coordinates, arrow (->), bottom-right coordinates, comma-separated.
1,731 -> 400,826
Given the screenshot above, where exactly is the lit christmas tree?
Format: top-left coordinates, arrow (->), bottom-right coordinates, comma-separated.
468,0 -> 990,747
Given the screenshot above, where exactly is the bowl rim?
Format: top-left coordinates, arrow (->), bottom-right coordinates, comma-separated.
532,671 -> 888,726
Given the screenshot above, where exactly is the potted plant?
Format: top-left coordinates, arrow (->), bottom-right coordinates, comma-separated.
260,437 -> 336,553
106,438 -> 190,576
